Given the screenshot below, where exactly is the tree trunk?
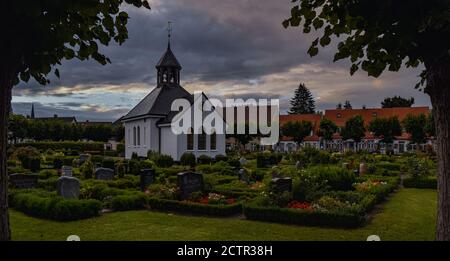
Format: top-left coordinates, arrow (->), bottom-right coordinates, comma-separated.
425,58 -> 450,241
0,69 -> 12,241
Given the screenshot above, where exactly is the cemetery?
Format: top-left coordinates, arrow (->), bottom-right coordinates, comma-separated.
5,142 -> 437,236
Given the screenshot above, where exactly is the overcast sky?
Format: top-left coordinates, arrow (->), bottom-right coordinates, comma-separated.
12,0 -> 431,121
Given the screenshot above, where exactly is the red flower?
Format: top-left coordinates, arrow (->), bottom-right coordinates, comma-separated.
226,198 -> 236,205
287,201 -> 312,210
199,197 -> 209,204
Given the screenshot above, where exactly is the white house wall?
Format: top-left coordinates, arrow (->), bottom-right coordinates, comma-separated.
125,117 -> 159,158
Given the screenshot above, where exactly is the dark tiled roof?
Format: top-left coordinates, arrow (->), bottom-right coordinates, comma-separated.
156,45 -> 182,69
122,85 -> 192,121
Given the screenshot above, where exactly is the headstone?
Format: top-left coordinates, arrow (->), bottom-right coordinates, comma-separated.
271,178 -> 293,193
342,162 -> 350,170
95,168 -> 115,180
295,161 -> 302,169
56,176 -> 80,199
9,174 -> 38,189
140,169 -> 155,191
95,162 -> 102,169
238,168 -> 250,184
271,167 -> 281,179
359,163 -> 367,175
177,172 -> 204,200
61,166 -> 73,177
79,154 -> 90,165
239,157 -> 247,166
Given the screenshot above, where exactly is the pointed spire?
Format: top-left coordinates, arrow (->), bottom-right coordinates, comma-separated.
31,103 -> 35,119
167,21 -> 172,49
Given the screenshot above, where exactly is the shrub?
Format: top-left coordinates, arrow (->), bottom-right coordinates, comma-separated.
220,168 -> 236,176
292,173 -> 329,202
227,158 -> 241,168
111,193 -> 146,211
128,160 -> 141,175
81,160 -> 94,179
53,157 -> 63,169
403,177 -> 437,189
308,166 -> 356,191
180,153 -> 196,167
198,155 -> 212,165
38,169 -> 58,179
16,142 -> 104,153
215,154 -> 228,163
38,176 -> 59,191
250,169 -> 265,182
10,190 -> 101,221
115,162 -> 126,178
243,203 -> 364,228
155,154 -> 174,168
131,152 -> 139,160
139,159 -> 155,170
147,197 -> 242,216
102,157 -> 115,170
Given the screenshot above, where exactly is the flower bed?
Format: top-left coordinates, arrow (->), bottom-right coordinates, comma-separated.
244,175 -> 399,228
147,197 -> 242,216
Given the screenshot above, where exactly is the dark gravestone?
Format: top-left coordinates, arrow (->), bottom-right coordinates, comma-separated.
95,168 -> 115,180
57,177 -> 80,199
238,169 -> 250,184
271,178 -> 293,193
9,174 -> 38,189
177,172 -> 204,200
295,161 -> 302,169
79,154 -> 90,165
140,169 -> 155,191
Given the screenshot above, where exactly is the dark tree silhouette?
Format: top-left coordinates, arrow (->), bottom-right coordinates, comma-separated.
288,83 -> 316,114
382,96 -> 415,108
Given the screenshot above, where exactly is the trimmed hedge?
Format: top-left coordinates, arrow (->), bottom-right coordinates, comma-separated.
403,177 -> 437,189
9,191 -> 101,221
16,142 -> 104,153
111,193 -> 147,211
147,198 -> 242,216
243,204 -> 364,228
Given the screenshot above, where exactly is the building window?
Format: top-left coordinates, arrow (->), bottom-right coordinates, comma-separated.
137,126 -> 141,146
372,112 -> 377,117
144,127 -> 146,145
337,113 -> 342,118
187,128 -> 194,150
133,127 -> 136,146
198,129 -> 206,150
211,130 -> 217,150
128,129 -> 131,144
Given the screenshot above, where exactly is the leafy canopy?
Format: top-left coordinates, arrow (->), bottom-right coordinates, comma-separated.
283,0 -> 450,88
341,115 -> 366,142
382,96 -> 415,108
368,116 -> 402,143
403,114 -> 428,144
281,121 -> 313,144
1,0 -> 151,85
318,118 -> 338,141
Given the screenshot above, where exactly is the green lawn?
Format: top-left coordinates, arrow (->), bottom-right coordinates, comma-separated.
10,188 -> 437,241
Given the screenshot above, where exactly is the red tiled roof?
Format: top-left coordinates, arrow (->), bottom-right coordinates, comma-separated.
324,107 -> 430,127
304,135 -> 320,142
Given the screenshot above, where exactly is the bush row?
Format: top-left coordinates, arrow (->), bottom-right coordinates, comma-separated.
403,177 -> 437,189
147,198 -> 242,216
9,190 -> 101,221
16,142 -> 105,153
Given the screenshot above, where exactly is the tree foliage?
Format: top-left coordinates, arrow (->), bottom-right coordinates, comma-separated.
382,96 -> 415,108
318,118 -> 338,141
288,83 -> 316,114
281,121 -> 313,145
368,116 -> 402,143
283,0 -> 450,87
403,114 -> 428,144
341,115 -> 366,143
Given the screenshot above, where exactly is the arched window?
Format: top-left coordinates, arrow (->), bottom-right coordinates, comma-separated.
210,129 -> 217,150
137,126 -> 141,146
187,128 -> 194,150
133,127 -> 136,146
198,128 -> 206,150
